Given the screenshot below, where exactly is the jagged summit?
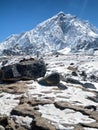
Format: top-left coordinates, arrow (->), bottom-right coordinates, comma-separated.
56,11 -> 76,18
0,12 -> 98,55
57,11 -> 66,17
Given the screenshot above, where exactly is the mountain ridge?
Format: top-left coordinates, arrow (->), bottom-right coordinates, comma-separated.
0,12 -> 98,55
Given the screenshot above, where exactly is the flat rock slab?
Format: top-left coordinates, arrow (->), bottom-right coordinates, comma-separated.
11,103 -> 41,118
0,81 -> 28,94
31,117 -> 56,130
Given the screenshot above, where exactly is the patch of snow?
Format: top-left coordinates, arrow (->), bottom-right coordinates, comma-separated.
0,92 -> 20,116
38,104 -> 95,128
58,47 -> 71,54
27,80 -> 98,107
11,115 -> 33,129
89,31 -> 98,38
55,84 -> 97,106
79,61 -> 98,74
84,128 -> 98,130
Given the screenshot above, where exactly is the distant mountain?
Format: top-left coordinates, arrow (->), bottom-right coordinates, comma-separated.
0,11 -> 98,55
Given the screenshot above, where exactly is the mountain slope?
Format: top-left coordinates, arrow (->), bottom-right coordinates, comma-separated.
0,12 -> 98,55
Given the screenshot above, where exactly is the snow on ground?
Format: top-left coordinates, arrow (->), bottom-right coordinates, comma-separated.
58,47 -> 71,54
27,81 -> 97,106
11,115 -> 33,129
0,53 -> 98,129
79,61 -> 98,74
0,92 -> 20,116
26,54 -> 98,129
38,104 -> 95,127
84,128 -> 98,130
26,80 -> 97,129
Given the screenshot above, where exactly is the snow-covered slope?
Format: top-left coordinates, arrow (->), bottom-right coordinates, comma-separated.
0,11 -> 98,55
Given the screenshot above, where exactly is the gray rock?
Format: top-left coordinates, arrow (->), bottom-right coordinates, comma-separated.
38,72 -> 60,86
89,74 -> 98,82
57,83 -> 67,90
0,58 -> 46,82
71,71 -> 78,76
65,77 -> 82,85
79,71 -> 87,77
82,82 -> 96,89
79,71 -> 87,81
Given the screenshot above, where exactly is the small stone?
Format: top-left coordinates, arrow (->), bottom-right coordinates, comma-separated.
70,63 -> 74,65
67,65 -> 78,71
57,83 -> 67,90
72,71 -> 78,76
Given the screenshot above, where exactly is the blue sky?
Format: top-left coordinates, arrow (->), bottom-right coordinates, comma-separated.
0,0 -> 98,42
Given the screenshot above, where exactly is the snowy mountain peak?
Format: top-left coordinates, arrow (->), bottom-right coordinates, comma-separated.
56,11 -> 76,19
0,12 -> 98,55
57,11 -> 66,17
57,11 -> 65,15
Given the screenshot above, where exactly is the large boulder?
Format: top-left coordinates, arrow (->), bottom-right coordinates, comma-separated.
0,58 -> 46,82
38,72 -> 60,86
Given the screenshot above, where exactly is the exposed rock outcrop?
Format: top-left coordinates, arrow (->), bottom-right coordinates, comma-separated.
0,58 -> 46,82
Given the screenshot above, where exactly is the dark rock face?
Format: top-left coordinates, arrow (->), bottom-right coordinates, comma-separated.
0,58 -> 46,81
38,72 -> 60,86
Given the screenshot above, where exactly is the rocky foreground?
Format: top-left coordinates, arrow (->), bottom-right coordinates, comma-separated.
0,54 -> 98,130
